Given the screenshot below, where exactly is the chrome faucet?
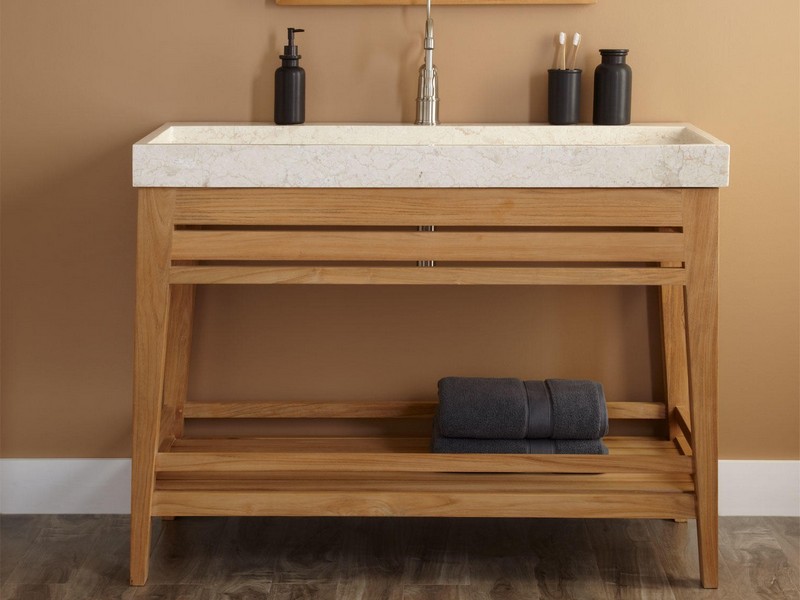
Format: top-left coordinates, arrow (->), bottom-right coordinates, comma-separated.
415,0 -> 438,266
415,0 -> 439,126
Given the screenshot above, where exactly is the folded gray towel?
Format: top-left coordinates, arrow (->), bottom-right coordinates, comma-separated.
431,436 -> 609,455
436,377 -> 608,440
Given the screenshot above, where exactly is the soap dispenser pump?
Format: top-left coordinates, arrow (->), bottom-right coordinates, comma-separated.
274,27 -> 305,125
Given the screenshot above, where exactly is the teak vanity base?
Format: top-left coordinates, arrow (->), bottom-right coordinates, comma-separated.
130,187 -> 719,588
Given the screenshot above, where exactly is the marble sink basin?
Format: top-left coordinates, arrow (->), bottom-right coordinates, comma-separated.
133,123 -> 729,188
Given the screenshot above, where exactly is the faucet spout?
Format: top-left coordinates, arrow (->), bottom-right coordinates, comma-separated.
415,0 -> 439,126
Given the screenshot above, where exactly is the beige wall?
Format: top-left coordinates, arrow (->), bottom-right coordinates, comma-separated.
1,0 -> 798,459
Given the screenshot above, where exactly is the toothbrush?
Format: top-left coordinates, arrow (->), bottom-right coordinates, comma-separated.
558,32 -> 567,70
568,32 -> 582,70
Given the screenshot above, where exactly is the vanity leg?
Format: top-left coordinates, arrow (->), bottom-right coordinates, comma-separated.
660,261 -> 690,442
682,189 -> 719,589
162,283 -> 196,441
130,189 -> 176,586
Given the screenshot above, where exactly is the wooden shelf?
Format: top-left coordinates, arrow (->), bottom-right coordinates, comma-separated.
152,438 -> 692,519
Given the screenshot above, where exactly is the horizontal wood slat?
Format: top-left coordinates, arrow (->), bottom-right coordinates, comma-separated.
169,266 -> 687,286
184,400 -> 436,419
155,472 -> 695,493
171,231 -> 684,263
155,451 -> 693,474
167,436 -> 675,454
151,489 -> 694,519
182,400 -> 666,420
173,188 -> 682,227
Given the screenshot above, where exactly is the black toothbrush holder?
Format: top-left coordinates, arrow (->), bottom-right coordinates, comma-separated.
548,69 -> 582,125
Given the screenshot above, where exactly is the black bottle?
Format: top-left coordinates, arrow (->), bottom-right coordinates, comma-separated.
593,49 -> 632,125
274,28 -> 305,125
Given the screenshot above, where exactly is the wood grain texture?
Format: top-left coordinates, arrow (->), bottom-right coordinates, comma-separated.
130,185 -> 722,588
154,450 -> 693,475
170,230 -> 685,263
527,519 -> 610,599
154,473 -> 695,494
683,189 -> 720,589
660,260 -> 691,442
3,516 -> 797,599
145,517 -> 228,586
717,517 -> 799,600
673,435 -> 693,457
160,284 -> 195,441
131,189 -> 175,586
173,188 -> 680,227
586,519 -> 676,599
166,435 -> 676,453
675,406 -> 693,446
151,489 -> 696,519
181,399 -> 666,420
0,515 -> 42,583
169,265 -> 687,286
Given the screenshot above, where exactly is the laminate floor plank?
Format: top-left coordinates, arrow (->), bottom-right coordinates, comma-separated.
400,518 -> 470,586
0,583 -> 71,600
335,518 -> 405,600
211,581 -> 272,600
402,584 -> 470,600
464,518 -> 539,600
2,516 -> 798,599
60,515 -> 133,600
585,519 -> 677,600
1,515 -> 46,583
527,519 -> 610,600
718,517 -> 799,600
268,582 -> 339,600
132,584 -> 217,599
146,517 -> 228,585
644,519 -> 741,600
207,517 -> 281,585
2,515 -> 106,586
271,517 -> 348,585
763,518 -> 800,589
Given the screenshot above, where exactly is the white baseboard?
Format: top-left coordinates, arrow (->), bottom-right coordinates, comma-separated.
1,459 -> 131,514
1,459 -> 798,516
718,460 -> 800,516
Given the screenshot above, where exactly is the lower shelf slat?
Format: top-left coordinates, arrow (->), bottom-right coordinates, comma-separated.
155,451 -> 692,474
151,488 -> 696,519
155,472 -> 695,493
181,399 -> 667,420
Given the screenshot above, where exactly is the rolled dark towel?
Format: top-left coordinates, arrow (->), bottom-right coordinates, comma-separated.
431,436 -> 608,455
436,377 -> 608,440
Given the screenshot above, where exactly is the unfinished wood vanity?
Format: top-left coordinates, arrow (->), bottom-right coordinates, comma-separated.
130,124 -> 728,588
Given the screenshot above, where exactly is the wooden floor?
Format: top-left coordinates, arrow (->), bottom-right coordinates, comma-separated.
1,515 -> 797,600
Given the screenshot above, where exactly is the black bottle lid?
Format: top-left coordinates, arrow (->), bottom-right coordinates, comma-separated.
281,27 -> 304,60
599,49 -> 629,56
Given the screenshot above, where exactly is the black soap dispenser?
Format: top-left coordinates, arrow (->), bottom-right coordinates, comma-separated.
274,28 -> 305,125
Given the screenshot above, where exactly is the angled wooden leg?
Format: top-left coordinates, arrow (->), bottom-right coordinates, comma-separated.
660,260 -> 690,443
161,283 -> 196,441
131,189 -> 176,586
682,189 -> 719,589
661,260 -> 692,521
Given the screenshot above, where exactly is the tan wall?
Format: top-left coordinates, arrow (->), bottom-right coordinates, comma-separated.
1,0 -> 798,459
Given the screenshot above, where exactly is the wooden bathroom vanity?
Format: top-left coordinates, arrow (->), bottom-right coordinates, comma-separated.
130,124 -> 729,587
